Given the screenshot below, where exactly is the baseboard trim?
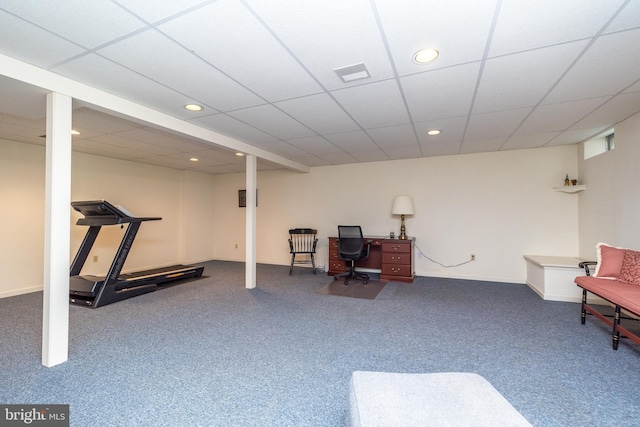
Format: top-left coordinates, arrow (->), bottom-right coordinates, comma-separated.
415,270 -> 525,284
0,285 -> 43,299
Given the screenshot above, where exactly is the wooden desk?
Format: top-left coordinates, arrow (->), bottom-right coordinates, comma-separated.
328,236 -> 415,283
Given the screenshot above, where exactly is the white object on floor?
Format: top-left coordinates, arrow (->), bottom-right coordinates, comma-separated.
523,254 -> 605,303
349,371 -> 531,427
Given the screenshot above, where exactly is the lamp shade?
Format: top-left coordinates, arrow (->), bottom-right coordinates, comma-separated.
392,196 -> 414,215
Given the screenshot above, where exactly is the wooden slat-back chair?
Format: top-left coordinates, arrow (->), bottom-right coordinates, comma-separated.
288,228 -> 318,275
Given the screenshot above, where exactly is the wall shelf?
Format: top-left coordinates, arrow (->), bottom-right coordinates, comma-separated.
553,185 -> 586,193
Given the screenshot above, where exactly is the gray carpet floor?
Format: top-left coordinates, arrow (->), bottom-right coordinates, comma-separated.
1,260 -> 640,426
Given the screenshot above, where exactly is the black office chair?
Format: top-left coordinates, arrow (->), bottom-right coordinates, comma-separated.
288,228 -> 318,275
334,225 -> 371,285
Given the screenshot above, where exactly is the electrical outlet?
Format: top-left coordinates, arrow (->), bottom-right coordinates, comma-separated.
93,255 -> 98,262
471,254 -> 476,261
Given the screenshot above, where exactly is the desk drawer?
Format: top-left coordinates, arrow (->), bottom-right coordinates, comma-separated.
328,238 -> 341,261
329,260 -> 345,273
382,264 -> 412,277
382,242 -> 411,253
331,238 -> 382,249
329,238 -> 339,250
382,252 -> 410,265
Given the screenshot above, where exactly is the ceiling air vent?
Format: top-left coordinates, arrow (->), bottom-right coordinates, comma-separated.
334,63 -> 370,83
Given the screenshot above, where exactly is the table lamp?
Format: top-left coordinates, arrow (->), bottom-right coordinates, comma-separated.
392,196 -> 414,240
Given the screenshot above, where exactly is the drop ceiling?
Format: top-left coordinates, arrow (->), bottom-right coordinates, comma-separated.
0,0 -> 639,175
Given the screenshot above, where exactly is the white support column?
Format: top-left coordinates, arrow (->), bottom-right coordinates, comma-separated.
245,154 -> 257,289
42,92 -> 72,367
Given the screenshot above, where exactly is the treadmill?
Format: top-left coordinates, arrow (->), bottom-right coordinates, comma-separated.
69,200 -> 204,308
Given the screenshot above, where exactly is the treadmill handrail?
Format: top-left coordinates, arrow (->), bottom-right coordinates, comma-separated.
76,216 -> 161,226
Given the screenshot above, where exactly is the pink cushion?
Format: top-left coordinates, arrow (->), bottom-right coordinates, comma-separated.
620,249 -> 640,285
575,275 -> 640,316
594,243 -> 626,279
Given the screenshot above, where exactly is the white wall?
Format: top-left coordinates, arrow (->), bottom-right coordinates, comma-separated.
0,139 -> 46,297
1,137 -> 582,298
0,141 -> 216,298
212,145 -> 580,283
180,170 -> 216,263
578,111 -> 640,258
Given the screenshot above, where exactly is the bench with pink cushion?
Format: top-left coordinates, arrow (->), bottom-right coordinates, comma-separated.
575,243 -> 640,350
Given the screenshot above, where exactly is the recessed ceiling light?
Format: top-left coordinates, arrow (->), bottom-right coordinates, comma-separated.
414,48 -> 439,64
184,104 -> 203,112
189,157 -> 199,162
236,152 -> 245,157
427,129 -> 441,136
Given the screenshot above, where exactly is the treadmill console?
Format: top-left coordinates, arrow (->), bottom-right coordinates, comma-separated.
71,200 -> 160,225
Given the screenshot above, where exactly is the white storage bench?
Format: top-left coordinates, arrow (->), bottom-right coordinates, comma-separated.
524,255 -> 587,303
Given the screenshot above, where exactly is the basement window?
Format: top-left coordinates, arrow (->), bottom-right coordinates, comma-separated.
584,129 -> 614,159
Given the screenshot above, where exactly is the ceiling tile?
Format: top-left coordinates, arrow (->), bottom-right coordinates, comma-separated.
0,77 -> 48,119
0,0 -> 145,49
401,63 -> 480,122
604,1 -> 640,33
323,131 -> 380,152
72,139 -> 150,160
244,0 -> 394,90
489,0 -> 625,56
350,150 -> 390,163
53,54 -> 211,119
517,97 -> 610,134
501,132 -> 561,150
459,137 -> 507,154
0,11 -> 85,68
115,128 -> 209,151
189,148 -> 245,164
384,146 -> 423,160
420,143 -> 460,157
375,0 -> 498,75
275,93 -> 360,135
228,104 -> 316,140
367,124 -> 418,149
332,79 -> 410,128
96,29 -> 263,112
249,141 -> 309,160
115,0 -> 209,24
572,92 -> 640,130
464,108 -> 531,141
414,116 -> 467,146
316,153 -> 359,165
85,134 -> 178,156
189,114 -> 277,145
73,108 -> 142,133
165,151 -> 229,166
624,81 -> 640,93
473,41 -> 588,114
551,127 -> 608,145
0,118 -> 44,144
158,0 -> 322,102
287,136 -> 343,156
544,28 -> 640,103
290,156 -> 331,167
